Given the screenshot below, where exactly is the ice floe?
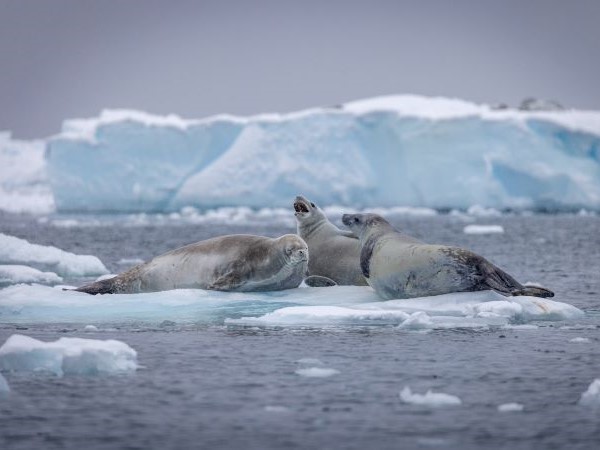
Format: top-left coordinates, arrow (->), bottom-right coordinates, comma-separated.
0,334 -> 137,376
463,224 -> 505,235
295,367 -> 340,378
498,403 -> 524,412
0,284 -> 583,327
579,379 -> 600,406
569,337 -> 591,343
0,233 -> 108,277
399,386 -> 462,407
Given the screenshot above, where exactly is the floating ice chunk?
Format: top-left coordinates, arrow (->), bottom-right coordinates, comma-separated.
0,334 -> 137,376
83,325 -> 99,332
0,265 -> 63,287
264,405 -> 291,413
579,379 -> 600,406
463,225 -> 505,235
0,372 -> 9,393
569,337 -> 591,343
117,258 -> 144,265
466,205 -> 503,217
498,403 -> 524,412
295,367 -> 340,378
399,386 -> 462,407
0,233 -> 108,277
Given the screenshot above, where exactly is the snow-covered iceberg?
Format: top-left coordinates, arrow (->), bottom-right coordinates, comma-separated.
45,95 -> 600,213
0,233 -> 108,277
0,334 -> 137,376
0,132 -> 53,214
0,284 -> 584,327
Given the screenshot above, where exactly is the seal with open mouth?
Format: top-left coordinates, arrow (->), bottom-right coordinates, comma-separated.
294,195 -> 367,286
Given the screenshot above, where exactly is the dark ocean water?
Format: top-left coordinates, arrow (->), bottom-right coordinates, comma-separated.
1,213 -> 599,450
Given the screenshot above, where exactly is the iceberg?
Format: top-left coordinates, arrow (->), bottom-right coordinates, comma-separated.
0,264 -> 63,287
0,334 -> 137,376
0,284 -> 584,327
0,132 -> 53,214
40,95 -> 600,213
0,233 -> 108,277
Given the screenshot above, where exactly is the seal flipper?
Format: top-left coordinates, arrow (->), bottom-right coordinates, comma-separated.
72,277 -> 118,295
304,275 -> 337,287
336,230 -> 359,240
208,272 -> 244,291
480,260 -> 554,298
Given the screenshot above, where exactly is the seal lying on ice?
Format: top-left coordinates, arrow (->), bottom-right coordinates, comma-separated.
341,213 -> 554,300
74,234 -> 308,294
294,195 -> 367,286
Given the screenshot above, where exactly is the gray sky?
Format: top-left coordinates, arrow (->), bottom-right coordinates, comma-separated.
1,0 -> 599,138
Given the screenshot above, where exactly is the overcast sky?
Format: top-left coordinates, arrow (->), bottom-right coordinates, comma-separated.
1,0 -> 599,138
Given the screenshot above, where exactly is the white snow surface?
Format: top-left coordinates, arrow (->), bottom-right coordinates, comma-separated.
0,233 -> 108,277
399,386 -> 462,407
0,265 -> 63,287
579,379 -> 600,406
35,95 -> 600,213
0,334 -> 137,376
0,284 -> 583,326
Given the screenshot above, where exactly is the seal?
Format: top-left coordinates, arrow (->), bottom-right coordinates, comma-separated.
294,195 -> 367,286
74,234 -> 308,295
341,213 -> 554,300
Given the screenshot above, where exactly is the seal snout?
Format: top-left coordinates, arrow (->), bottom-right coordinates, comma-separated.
342,213 -> 361,227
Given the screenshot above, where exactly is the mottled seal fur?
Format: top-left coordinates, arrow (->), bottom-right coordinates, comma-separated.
342,213 -> 554,300
294,195 -> 367,286
74,234 -> 308,295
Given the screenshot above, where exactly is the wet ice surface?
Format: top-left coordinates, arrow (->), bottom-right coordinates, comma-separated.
0,213 -> 599,450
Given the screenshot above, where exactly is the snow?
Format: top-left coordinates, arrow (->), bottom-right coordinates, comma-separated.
498,403 -> 524,412
399,386 -> 462,407
35,95 -> 600,213
0,233 -> 108,277
0,265 -> 63,287
0,284 -> 583,326
295,367 -> 340,378
0,334 -> 137,376
579,379 -> 600,406
463,224 -> 505,235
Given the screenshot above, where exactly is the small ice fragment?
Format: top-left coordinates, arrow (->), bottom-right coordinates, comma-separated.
569,337 -> 590,343
83,325 -> 99,332
498,402 -> 524,412
399,386 -> 462,407
0,334 -> 137,376
579,379 -> 600,406
463,224 -> 504,235
295,367 -> 339,378
0,372 -> 9,393
398,311 -> 433,330
117,258 -> 144,265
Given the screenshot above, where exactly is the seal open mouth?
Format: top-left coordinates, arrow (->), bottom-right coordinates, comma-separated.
294,201 -> 309,213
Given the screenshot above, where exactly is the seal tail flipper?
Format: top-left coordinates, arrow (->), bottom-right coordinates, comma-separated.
511,285 -> 555,298
304,275 -> 337,287
481,261 -> 554,298
71,277 -> 118,295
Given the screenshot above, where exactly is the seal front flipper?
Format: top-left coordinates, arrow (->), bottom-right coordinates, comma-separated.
304,275 -> 337,287
336,230 -> 359,240
207,272 -> 244,291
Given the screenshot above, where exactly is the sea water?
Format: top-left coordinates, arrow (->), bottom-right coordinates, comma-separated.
1,212 -> 599,450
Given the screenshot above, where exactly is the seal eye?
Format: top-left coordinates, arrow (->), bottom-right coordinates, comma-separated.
310,203 -> 315,207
